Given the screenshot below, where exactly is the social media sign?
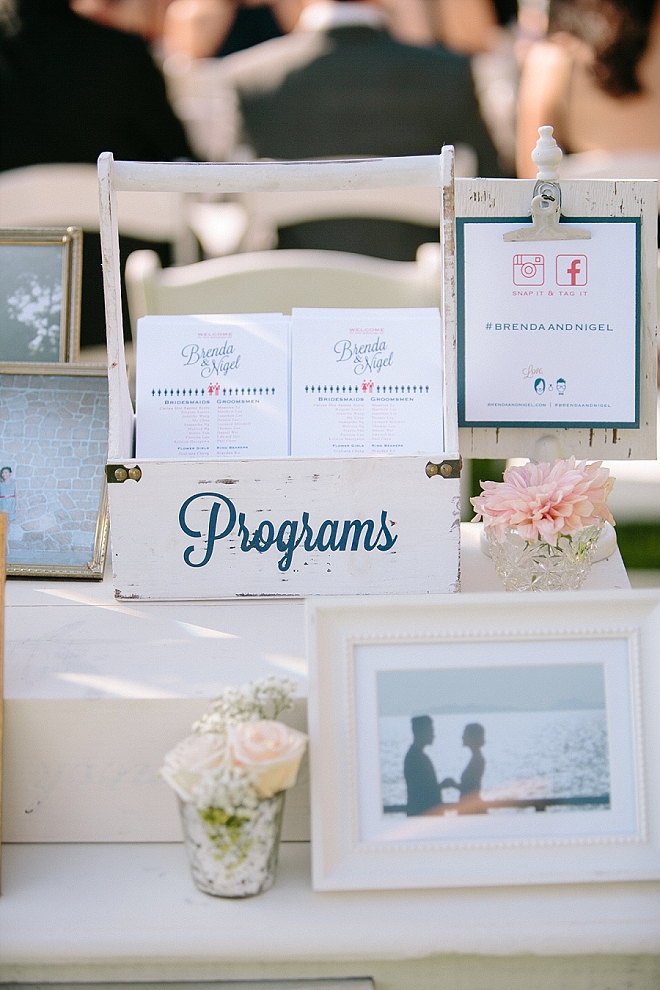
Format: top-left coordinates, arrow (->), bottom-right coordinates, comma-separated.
458,218 -> 639,427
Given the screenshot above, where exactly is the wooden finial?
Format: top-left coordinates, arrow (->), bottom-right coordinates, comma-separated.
531,126 -> 562,181
504,124 -> 589,242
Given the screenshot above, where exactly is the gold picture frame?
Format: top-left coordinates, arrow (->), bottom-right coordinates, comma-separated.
0,227 -> 82,363
0,363 -> 108,578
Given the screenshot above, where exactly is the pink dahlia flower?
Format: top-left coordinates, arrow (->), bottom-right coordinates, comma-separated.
471,457 -> 615,545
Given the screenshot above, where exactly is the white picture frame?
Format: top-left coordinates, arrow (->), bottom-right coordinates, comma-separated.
307,590 -> 660,891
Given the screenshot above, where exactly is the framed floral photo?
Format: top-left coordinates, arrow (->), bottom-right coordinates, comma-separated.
0,363 -> 108,578
0,228 -> 82,363
308,591 -> 660,890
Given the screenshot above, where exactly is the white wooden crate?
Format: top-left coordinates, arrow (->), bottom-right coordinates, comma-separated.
99,153 -> 460,600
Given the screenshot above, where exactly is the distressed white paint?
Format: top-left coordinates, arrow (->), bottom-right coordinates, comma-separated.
455,177 -> 658,460
110,156 -> 444,194
99,153 -> 459,600
107,456 -> 460,600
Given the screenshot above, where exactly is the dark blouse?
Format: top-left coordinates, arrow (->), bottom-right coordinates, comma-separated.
0,0 -> 192,171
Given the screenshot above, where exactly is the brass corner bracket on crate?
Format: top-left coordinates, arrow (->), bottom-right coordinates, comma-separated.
426,458 -> 461,479
107,464 -> 142,483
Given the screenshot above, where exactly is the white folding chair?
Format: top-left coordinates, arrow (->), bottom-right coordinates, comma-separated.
0,162 -> 197,265
125,241 -> 442,329
236,146 -> 477,251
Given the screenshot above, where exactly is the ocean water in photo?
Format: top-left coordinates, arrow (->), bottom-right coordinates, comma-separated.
379,709 -> 610,811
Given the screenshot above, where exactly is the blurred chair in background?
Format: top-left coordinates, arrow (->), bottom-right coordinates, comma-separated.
125,241 -> 441,327
232,145 -> 477,251
0,163 -> 199,351
0,163 -> 194,263
163,51 -> 242,162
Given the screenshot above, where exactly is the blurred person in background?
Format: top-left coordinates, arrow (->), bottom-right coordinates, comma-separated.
161,0 -> 434,56
517,0 -> 660,176
162,0 -> 518,58
163,0 -> 298,57
428,0 -> 518,55
0,0 -> 193,346
428,0 -> 521,176
70,0 -> 173,42
215,0 -> 501,259
0,0 -> 192,169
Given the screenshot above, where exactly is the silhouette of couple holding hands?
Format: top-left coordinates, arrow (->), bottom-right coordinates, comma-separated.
404,715 -> 486,816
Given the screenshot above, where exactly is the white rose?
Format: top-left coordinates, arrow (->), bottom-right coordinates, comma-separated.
160,732 -> 226,802
227,720 -> 308,798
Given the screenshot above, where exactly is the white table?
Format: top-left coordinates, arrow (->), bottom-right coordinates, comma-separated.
4,523 -> 629,703
2,525 -> 657,990
1,842 -> 658,984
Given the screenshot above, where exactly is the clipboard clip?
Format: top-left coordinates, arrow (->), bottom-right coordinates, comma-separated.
503,126 -> 591,243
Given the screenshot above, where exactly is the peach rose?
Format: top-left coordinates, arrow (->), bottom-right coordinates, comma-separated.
160,732 -> 226,802
227,720 -> 308,798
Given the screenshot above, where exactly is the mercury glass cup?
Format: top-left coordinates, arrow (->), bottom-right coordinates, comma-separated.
178,791 -> 286,897
487,524 -> 603,592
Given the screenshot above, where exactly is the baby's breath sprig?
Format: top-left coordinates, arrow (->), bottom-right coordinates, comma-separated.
194,676 -> 297,736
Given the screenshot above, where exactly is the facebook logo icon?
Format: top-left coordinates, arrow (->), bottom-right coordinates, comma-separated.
556,255 -> 588,286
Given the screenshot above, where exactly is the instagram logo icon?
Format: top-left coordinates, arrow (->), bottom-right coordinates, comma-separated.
513,254 -> 545,286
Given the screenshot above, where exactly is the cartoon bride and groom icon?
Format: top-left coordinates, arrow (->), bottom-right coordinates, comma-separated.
403,714 -> 486,816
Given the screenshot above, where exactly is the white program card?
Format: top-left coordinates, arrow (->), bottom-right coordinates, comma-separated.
457,218 -> 640,427
135,314 -> 289,459
290,308 -> 444,457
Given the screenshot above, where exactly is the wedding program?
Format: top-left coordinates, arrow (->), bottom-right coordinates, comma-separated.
135,314 -> 289,459
135,308 -> 444,459
290,308 -> 444,457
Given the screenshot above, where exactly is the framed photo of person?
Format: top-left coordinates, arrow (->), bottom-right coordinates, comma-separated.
307,591 -> 660,890
0,363 -> 108,578
0,228 -> 82,363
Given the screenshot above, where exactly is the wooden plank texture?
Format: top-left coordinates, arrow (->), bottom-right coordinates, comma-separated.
1,697 -> 310,843
108,456 -> 460,600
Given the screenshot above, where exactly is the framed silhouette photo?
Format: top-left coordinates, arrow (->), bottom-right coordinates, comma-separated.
0,228 -> 82,363
308,591 -> 660,891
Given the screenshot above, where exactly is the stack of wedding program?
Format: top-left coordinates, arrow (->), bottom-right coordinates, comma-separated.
135,308 -> 444,460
